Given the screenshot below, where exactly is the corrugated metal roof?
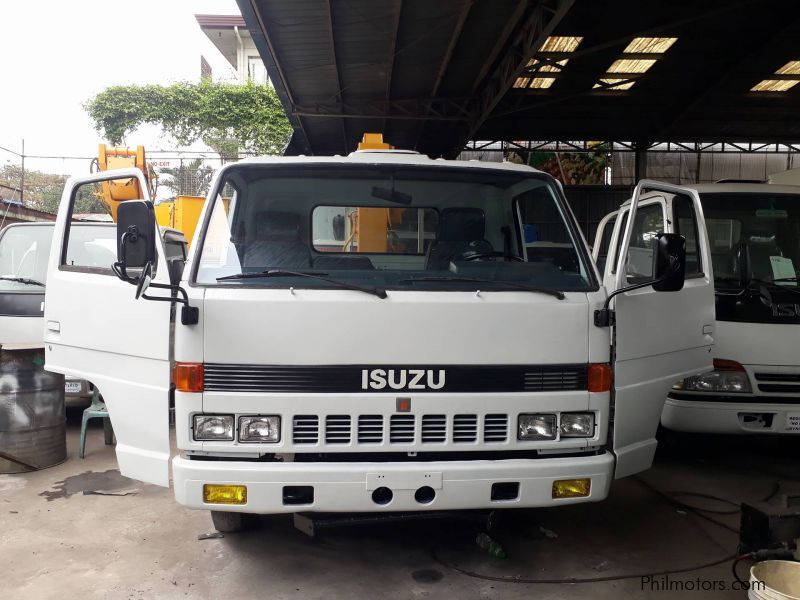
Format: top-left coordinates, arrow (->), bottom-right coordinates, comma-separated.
237,0 -> 800,156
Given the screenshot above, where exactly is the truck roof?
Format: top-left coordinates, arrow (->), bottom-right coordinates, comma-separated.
235,150 -> 547,175
618,181 -> 800,207
678,182 -> 800,195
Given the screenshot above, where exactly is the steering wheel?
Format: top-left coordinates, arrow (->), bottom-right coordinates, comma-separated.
463,251 -> 524,262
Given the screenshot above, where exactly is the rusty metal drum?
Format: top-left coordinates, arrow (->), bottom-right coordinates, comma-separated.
0,346 -> 66,473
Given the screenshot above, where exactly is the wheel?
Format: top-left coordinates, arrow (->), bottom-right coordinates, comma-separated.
211,510 -> 253,533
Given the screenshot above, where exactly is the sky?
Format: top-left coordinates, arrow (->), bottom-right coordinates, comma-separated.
0,0 -> 242,177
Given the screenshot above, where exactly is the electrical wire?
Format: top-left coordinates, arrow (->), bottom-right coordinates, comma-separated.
431,547 -> 737,585
633,476 -> 740,534
731,555 -> 751,586
432,477 -> 749,585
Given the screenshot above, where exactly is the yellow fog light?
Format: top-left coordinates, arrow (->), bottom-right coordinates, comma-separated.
552,478 -> 591,499
203,484 -> 247,505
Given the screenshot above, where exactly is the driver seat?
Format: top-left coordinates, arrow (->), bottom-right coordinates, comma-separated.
425,207 -> 493,270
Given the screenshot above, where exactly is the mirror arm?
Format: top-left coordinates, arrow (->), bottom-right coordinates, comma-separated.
142,282 -> 199,326
594,267 -> 677,328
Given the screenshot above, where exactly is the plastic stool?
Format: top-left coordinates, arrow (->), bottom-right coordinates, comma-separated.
79,389 -> 114,458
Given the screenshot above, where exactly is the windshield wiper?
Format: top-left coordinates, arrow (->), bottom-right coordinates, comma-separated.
0,276 -> 45,287
400,276 -> 565,300
774,277 -> 798,282
217,269 -> 387,299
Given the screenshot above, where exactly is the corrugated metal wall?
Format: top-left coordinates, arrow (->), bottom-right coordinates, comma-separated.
563,185 -> 631,243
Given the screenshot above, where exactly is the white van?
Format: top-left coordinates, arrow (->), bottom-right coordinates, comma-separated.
596,183 -> 799,435
44,152 -> 714,532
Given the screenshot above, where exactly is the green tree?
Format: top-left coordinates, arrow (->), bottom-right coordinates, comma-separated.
0,165 -> 106,215
158,159 -> 214,197
85,81 -> 293,158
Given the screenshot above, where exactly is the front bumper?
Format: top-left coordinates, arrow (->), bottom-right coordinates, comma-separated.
172,451 -> 614,514
662,394 -> 800,434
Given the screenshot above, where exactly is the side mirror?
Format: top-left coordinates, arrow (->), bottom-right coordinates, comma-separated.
652,233 -> 686,292
117,200 -> 156,269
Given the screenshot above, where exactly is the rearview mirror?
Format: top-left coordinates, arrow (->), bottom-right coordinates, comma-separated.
652,233 -> 686,292
117,200 -> 156,269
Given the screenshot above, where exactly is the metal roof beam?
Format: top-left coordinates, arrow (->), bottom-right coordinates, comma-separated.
292,97 -> 475,121
324,0 -> 349,154
447,0 -> 575,157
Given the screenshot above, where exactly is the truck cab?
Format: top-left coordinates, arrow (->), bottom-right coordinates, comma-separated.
597,183 -> 800,435
44,153 -> 714,532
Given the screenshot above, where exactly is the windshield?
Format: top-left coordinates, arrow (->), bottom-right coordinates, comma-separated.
0,225 -> 53,291
698,192 -> 799,290
0,223 -> 118,291
194,164 -> 594,292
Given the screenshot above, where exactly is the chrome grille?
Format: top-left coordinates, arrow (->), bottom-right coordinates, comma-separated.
325,415 -> 351,444
292,415 -> 319,444
453,414 -> 478,443
421,414 -> 446,443
755,373 -> 800,394
358,415 -> 384,443
390,415 -> 415,443
483,414 -> 508,442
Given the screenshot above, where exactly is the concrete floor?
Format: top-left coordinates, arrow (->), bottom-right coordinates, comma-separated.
3,409 -> 799,599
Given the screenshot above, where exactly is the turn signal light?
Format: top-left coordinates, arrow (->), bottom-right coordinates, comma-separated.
174,362 -> 203,392
587,363 -> 612,392
713,358 -> 746,371
552,478 -> 591,499
203,484 -> 247,505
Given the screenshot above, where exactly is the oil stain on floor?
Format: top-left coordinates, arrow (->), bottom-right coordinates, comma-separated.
39,469 -> 154,501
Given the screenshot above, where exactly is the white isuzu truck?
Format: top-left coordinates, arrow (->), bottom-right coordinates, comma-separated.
44,150 -> 714,532
597,183 -> 799,435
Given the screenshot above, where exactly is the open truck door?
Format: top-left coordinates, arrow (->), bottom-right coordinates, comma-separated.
603,180 -> 714,478
45,170 -> 173,486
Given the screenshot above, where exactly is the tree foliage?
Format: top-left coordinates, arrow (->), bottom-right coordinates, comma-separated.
0,164 -> 105,215
85,81 -> 293,157
158,159 -> 215,197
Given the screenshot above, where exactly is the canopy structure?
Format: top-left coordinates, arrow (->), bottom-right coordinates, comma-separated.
237,0 -> 800,157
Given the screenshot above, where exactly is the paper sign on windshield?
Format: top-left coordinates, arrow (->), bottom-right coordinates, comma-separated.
770,256 -> 796,283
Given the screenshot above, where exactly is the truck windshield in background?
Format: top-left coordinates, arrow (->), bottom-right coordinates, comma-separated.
195,165 -> 595,292
0,223 -> 119,292
698,193 -> 799,291
0,225 -> 52,290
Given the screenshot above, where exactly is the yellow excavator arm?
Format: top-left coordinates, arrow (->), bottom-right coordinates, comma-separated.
93,144 -> 157,221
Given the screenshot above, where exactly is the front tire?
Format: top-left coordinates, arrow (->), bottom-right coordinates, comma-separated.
211,510 -> 253,533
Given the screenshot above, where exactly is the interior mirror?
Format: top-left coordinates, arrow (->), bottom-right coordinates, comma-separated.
135,261 -> 153,299
652,233 -> 686,292
117,200 -> 156,269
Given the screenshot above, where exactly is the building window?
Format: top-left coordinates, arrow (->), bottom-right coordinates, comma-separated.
247,56 -> 269,85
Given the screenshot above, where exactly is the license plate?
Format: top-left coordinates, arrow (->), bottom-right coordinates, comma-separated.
785,413 -> 800,432
65,381 -> 81,394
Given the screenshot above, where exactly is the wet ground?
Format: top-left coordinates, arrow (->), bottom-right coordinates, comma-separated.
2,409 -> 799,599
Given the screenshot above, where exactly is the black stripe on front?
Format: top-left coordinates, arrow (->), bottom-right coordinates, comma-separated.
203,363 -> 588,393
0,292 -> 45,317
669,392 -> 800,404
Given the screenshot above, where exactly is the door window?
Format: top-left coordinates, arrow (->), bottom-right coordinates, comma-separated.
614,203 -> 666,282
672,194 -> 703,276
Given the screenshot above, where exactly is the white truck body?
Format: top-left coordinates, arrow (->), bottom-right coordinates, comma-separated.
0,221 -> 118,401
44,154 -> 714,516
595,183 -> 800,435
